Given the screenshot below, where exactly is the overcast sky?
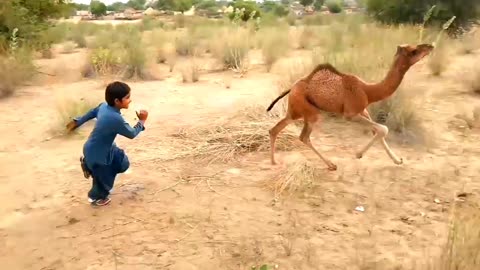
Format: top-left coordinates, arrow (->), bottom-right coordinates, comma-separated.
72,0 -> 128,4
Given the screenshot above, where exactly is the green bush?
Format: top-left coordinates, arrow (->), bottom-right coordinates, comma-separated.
0,0 -> 71,51
326,0 -> 343,13
228,1 -> 262,22
366,0 -> 480,34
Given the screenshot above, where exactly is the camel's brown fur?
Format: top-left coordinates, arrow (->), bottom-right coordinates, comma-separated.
267,43 -> 435,170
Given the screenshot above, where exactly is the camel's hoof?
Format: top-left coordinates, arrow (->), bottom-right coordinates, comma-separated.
394,158 -> 403,165
327,164 -> 337,171
355,152 -> 363,159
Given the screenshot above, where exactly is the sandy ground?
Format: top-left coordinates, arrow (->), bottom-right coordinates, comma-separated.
1,44 -> 480,270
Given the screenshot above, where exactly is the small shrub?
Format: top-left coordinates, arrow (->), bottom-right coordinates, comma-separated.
85,47 -> 122,77
71,32 -> 87,48
55,95 -> 100,134
121,31 -> 149,79
428,42 -> 449,76
458,30 -> 480,54
258,29 -> 290,71
326,0 -> 343,14
0,49 -> 36,98
429,198 -> 480,270
180,59 -> 200,83
41,48 -> 53,59
367,85 -> 426,144
174,14 -> 186,28
164,43 -> 177,72
466,64 -> 480,95
140,15 -> 164,31
61,41 -> 76,54
175,32 -> 196,56
298,26 -> 316,49
211,27 -> 251,71
285,12 -> 296,26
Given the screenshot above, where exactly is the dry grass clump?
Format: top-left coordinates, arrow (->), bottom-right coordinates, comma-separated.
210,26 -> 251,71
367,85 -> 427,144
430,196 -> 480,270
466,64 -> 480,95
61,41 -> 76,54
180,58 -> 200,83
428,41 -> 450,76
263,160 -> 325,199
257,28 -> 290,72
175,31 -> 198,56
54,94 -> 100,134
0,49 -> 36,98
168,104 -> 301,164
458,30 -> 480,54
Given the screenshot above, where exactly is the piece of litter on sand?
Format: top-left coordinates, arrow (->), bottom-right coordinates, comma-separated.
226,168 -> 241,174
420,212 -> 426,217
434,198 -> 441,204
354,206 -> 365,212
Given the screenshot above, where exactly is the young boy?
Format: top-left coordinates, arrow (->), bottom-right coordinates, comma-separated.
66,81 -> 148,206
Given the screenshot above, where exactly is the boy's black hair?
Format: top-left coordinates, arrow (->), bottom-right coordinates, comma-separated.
105,81 -> 131,106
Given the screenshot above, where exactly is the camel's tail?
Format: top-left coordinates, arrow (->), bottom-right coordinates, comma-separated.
266,89 -> 291,112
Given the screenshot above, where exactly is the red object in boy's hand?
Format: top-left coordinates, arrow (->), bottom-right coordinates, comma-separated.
136,110 -> 148,121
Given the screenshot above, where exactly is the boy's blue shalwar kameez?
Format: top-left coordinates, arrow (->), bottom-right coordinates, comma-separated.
74,102 -> 145,201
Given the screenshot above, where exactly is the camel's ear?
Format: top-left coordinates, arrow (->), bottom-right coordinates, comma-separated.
396,46 -> 404,55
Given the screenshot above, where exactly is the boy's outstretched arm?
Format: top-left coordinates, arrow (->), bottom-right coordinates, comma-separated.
114,116 -> 145,139
66,103 -> 102,131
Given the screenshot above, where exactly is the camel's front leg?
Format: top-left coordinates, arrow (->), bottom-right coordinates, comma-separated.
353,112 -> 403,165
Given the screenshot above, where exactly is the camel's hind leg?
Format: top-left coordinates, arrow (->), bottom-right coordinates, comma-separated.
300,117 -> 337,171
269,116 -> 293,165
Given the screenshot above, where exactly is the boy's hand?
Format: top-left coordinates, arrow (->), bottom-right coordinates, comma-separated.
136,110 -> 149,121
66,120 -> 78,132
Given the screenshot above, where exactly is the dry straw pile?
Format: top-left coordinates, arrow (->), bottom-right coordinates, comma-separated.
167,104 -> 303,164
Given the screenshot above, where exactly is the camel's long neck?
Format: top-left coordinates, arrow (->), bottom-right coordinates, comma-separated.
363,58 -> 408,104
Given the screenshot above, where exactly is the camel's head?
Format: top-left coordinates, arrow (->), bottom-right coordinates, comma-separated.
395,43 -> 435,68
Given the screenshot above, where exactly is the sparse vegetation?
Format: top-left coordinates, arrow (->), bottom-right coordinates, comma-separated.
467,64 -> 480,95
3,5 -> 480,270
368,85 -> 427,144
258,28 -> 290,71
180,59 -> 200,83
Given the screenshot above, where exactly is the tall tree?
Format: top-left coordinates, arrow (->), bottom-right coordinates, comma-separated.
90,0 -> 107,17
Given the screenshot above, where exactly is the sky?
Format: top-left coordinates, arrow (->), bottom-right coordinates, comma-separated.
72,0 -> 128,4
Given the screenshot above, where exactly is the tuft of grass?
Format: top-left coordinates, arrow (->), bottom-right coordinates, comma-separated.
54,95 -> 100,135
467,64 -> 480,95
0,48 -> 36,98
180,58 -> 200,83
263,160 -> 326,200
258,28 -> 290,72
367,85 -> 427,144
175,31 -> 197,56
211,26 -> 251,71
428,41 -> 449,76
432,196 -> 480,270
61,41 -> 76,54
460,30 -> 480,54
